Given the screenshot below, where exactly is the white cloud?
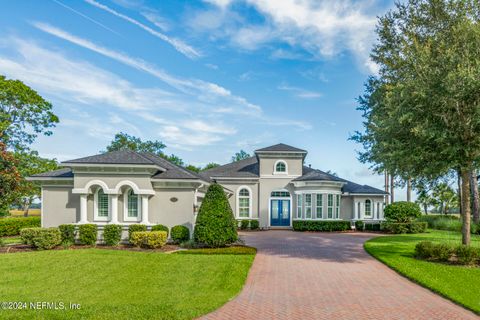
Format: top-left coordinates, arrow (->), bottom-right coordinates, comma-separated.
140,10 -> 170,31
278,84 -> 322,99
84,0 -> 201,59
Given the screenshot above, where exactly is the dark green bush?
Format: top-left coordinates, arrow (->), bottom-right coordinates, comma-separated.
31,228 -> 62,250
103,224 -> 122,246
431,243 -> 454,261
128,224 -> 147,241
20,227 -> 42,245
240,219 -> 249,230
79,224 -> 97,246
171,225 -> 190,243
381,222 -> 427,234
0,217 -> 41,236
151,224 -> 169,236
194,183 -> 237,247
355,220 -> 364,231
384,201 -> 422,223
455,245 -> 479,265
365,223 -> 381,231
250,220 -> 259,230
415,241 -> 435,259
292,220 -> 351,232
58,224 -> 76,245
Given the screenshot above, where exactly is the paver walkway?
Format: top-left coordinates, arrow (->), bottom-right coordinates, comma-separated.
202,231 -> 478,320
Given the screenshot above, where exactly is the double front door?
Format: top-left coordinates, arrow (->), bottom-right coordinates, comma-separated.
270,199 -> 290,226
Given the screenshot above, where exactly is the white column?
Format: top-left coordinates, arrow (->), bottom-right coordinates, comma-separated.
79,194 -> 88,224
141,195 -> 149,224
354,201 -> 358,220
110,194 -> 119,224
360,202 -> 365,220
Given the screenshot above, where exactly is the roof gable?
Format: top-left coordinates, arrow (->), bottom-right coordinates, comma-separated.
200,156 -> 259,179
62,150 -> 155,165
255,143 -> 307,153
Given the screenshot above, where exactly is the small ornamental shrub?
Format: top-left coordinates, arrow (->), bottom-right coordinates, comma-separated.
31,228 -> 62,250
415,241 -> 435,259
130,231 -> 167,249
79,224 -> 97,246
384,201 -> 422,223
355,220 -> 364,231
0,217 -> 41,236
128,224 -> 147,241
0,238 -> 4,247
194,183 -> 238,247
455,245 -> 479,265
431,243 -> 454,262
250,220 -> 259,230
103,224 -> 122,246
240,219 -> 249,230
151,224 -> 169,237
58,224 -> 76,245
365,223 -> 381,231
20,227 -> 42,245
171,225 -> 190,243
292,220 -> 350,232
381,222 -> 427,234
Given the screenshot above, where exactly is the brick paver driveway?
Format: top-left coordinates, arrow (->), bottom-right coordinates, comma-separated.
202,231 -> 478,320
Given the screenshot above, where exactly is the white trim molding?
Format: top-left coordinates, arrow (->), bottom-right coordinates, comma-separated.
94,188 -> 110,222
273,160 -> 288,175
123,188 -> 142,222
236,185 -> 253,219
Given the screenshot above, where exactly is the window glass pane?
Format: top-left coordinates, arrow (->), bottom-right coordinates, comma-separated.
239,188 -> 249,196
98,189 -> 109,217
297,194 -> 302,218
327,194 -> 333,219
316,194 -> 323,219
128,190 -> 138,217
271,191 -> 290,197
365,200 -> 372,217
238,188 -> 250,218
276,162 -> 286,172
305,194 -> 312,218
335,195 -> 340,219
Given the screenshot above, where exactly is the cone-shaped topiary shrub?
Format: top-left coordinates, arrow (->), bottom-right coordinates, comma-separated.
194,183 -> 237,247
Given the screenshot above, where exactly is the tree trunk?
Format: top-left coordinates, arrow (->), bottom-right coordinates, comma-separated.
385,171 -> 389,205
460,169 -> 471,246
470,171 -> 480,224
423,204 -> 428,215
390,175 -> 395,203
406,178 -> 412,202
457,171 -> 462,216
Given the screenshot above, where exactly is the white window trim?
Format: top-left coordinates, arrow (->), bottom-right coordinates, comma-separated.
236,185 -> 252,219
273,160 -> 288,175
335,194 -> 340,219
364,199 -> 373,219
296,194 -> 303,219
315,193 -> 323,219
94,188 -> 110,222
123,188 -> 142,222
327,194 -> 334,219
304,193 -> 313,219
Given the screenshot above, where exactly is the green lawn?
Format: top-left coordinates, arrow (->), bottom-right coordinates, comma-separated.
0,249 -> 255,319
1,236 -> 22,245
365,230 -> 480,314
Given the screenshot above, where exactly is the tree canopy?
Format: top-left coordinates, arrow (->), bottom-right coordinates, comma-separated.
231,150 -> 251,162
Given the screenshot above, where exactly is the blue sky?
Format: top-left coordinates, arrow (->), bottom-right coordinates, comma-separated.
0,0 -> 406,198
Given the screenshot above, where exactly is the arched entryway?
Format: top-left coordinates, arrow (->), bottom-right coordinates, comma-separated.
269,190 -> 291,227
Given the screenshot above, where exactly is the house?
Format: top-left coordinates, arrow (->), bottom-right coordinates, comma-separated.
29,143 -> 386,236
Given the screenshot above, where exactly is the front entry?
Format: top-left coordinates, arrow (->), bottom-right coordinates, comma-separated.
270,199 -> 290,226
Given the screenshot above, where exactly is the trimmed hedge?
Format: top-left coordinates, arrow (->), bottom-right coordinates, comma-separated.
384,201 -> 421,223
381,221 -> 427,234
20,227 -> 61,250
103,224 -> 122,246
59,224 -> 76,245
239,220 -> 250,230
365,223 -> 381,231
0,217 -> 41,236
415,241 -> 480,266
79,224 -> 97,245
250,220 -> 259,230
151,224 -> 169,237
292,220 -> 351,232
194,183 -> 237,247
130,231 -> 167,249
128,224 -> 147,241
171,225 -> 189,243
355,220 -> 364,231
416,215 -> 479,234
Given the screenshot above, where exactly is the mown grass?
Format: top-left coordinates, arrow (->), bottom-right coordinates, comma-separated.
1,236 -> 22,245
365,230 -> 480,314
0,248 -> 255,319
175,246 -> 257,255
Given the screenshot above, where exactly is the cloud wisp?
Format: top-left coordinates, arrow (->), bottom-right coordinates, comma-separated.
278,84 -> 322,99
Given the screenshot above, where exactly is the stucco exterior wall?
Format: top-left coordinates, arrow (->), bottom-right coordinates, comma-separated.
42,186 -> 79,227
217,181 -> 259,220
73,173 -> 153,191
258,157 -> 303,176
149,188 -> 196,232
352,195 -> 385,220
258,177 -> 295,227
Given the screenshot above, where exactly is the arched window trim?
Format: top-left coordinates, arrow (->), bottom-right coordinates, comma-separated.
273,160 -> 288,174
124,187 -> 142,222
94,187 -> 110,221
236,186 -> 252,219
364,199 -> 373,218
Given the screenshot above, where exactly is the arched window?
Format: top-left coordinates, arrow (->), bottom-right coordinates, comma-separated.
364,199 -> 372,218
238,187 -> 251,218
274,160 -> 287,173
126,189 -> 139,219
271,190 -> 290,197
94,188 -> 109,221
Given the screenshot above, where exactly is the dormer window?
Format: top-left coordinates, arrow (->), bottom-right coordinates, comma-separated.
274,160 -> 287,174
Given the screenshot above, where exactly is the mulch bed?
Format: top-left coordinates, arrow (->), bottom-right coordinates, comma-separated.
0,243 -> 180,254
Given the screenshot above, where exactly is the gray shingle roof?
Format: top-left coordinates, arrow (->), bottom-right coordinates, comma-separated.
342,181 -> 387,195
255,143 -> 307,153
200,156 -> 259,179
63,150 -> 155,165
30,168 -> 74,178
292,167 -> 345,182
139,152 -> 209,181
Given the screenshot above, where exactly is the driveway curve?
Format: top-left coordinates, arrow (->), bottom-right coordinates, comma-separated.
202,231 -> 478,320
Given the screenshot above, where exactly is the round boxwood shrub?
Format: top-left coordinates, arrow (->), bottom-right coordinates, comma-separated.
128,224 -> 147,242
194,183 -> 237,247
20,227 -> 42,245
103,224 -> 122,246
31,228 -> 62,250
79,224 -> 98,246
240,219 -> 249,230
250,220 -> 259,230
171,225 -> 190,243
59,224 -> 76,245
130,231 -> 167,249
355,220 -> 364,231
384,201 -> 421,223
151,224 -> 169,237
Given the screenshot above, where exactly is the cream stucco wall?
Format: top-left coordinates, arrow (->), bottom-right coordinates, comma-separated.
149,188 -> 196,232
42,186 -> 80,227
258,157 -> 303,176
217,181 -> 259,220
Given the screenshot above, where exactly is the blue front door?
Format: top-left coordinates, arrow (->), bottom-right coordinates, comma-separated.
270,200 -> 290,226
